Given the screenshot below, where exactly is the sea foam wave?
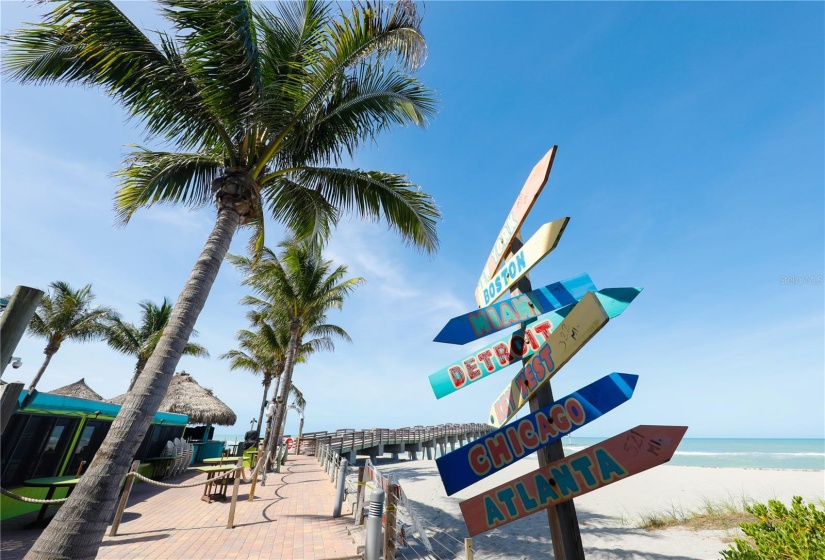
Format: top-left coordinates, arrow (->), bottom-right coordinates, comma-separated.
675,451 -> 825,457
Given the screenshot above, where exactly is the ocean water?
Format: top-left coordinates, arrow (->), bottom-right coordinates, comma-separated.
212,431 -> 825,471
563,437 -> 825,470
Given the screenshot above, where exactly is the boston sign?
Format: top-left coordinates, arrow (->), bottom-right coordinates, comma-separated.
459,425 -> 688,536
428,288 -> 642,400
488,288 -> 642,428
436,373 -> 638,495
474,218 -> 570,307
434,273 -> 596,346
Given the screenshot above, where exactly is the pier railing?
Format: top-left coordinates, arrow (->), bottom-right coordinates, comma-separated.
303,423 -> 494,471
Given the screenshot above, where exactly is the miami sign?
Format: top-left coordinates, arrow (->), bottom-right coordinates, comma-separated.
434,273 -> 596,346
459,425 -> 688,536
436,373 -> 638,495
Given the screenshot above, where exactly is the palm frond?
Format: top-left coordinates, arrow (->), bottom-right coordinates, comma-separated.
265,166 -> 439,253
251,0 -> 428,176
262,175 -> 337,244
1,1 -> 232,152
159,0 -> 263,130
287,62 -> 435,165
113,148 -> 222,224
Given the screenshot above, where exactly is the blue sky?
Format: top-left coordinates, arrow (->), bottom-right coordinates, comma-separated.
1,1 -> 822,440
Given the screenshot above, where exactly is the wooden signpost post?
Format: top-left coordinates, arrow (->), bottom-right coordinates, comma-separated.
428,146 -> 685,560
475,217 -> 570,307
436,372 -> 638,495
434,273 -> 596,345
428,287 -> 642,400
459,425 -> 688,536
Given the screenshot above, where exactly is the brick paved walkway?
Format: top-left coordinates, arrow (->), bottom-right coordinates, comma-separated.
1,454 -> 360,560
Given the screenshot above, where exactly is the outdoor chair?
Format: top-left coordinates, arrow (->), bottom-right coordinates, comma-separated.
172,438 -> 185,477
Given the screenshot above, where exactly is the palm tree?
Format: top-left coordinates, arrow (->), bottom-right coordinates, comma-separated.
221,311 -> 346,434
26,281 -> 114,393
221,319 -> 287,434
3,2 -> 437,556
234,240 -> 363,466
104,298 -> 209,392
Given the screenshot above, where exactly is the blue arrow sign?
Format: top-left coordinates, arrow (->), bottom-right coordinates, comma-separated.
434,273 -> 597,345
428,287 -> 643,399
436,372 -> 638,496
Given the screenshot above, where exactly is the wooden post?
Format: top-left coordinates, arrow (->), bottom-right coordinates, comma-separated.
465,538 -> 474,560
109,460 -> 140,536
354,466 -> 366,524
0,382 -> 23,436
226,457 -> 244,529
508,234 -> 584,560
0,286 -> 44,377
384,482 -> 399,560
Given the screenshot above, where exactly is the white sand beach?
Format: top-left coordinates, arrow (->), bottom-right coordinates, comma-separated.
365,458 -> 825,560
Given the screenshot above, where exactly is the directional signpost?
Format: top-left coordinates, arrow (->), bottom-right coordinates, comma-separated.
434,273 -> 596,345
428,287 -> 643,400
475,217 -> 570,307
459,425 -> 688,536
426,145 -> 685,560
437,373 -> 638,495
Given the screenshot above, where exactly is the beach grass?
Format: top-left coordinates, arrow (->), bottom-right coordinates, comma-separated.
636,494 -> 758,531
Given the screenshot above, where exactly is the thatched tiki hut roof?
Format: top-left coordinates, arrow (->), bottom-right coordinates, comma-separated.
49,378 -> 103,401
109,371 -> 236,426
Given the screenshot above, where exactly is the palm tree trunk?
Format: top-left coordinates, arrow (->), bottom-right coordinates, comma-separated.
26,205 -> 241,560
126,358 -> 147,392
27,349 -> 56,393
269,323 -> 301,464
257,377 -> 271,436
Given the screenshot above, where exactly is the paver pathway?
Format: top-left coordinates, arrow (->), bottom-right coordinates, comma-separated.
1,454 -> 360,560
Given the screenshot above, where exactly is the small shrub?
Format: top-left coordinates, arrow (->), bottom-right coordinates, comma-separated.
721,496 -> 825,560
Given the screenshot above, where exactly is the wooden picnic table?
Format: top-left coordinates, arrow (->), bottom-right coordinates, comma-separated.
202,456 -> 242,465
22,475 -> 81,527
194,465 -> 236,503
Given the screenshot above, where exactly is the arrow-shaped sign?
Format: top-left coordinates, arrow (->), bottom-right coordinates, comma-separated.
459,425 -> 688,536
488,288 -> 642,428
437,373 -> 638,495
434,273 -> 596,346
474,218 -> 570,308
428,288 -> 642,400
477,147 -> 558,296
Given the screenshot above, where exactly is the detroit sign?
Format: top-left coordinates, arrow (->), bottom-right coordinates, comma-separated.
459,425 -> 688,536
436,372 -> 638,495
428,287 -> 643,400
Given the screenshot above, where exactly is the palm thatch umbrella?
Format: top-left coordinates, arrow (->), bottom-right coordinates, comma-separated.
49,378 -> 103,401
109,370 -> 236,427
